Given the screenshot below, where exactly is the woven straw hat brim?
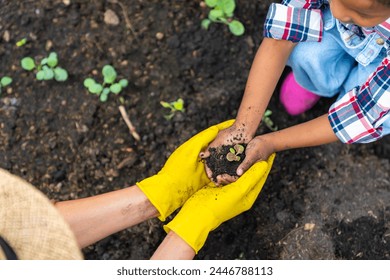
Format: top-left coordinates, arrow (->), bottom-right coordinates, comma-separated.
0,168 -> 83,260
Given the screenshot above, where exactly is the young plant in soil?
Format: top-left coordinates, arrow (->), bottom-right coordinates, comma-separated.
205,143 -> 247,183
0,76 -> 12,96
160,98 -> 185,120
84,65 -> 128,102
21,52 -> 68,82
200,0 -> 245,36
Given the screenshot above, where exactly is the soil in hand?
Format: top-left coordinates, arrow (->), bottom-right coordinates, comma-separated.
205,144 -> 247,182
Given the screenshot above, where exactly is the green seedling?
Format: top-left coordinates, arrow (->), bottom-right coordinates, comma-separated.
226,144 -> 245,162
21,52 -> 68,82
84,65 -> 128,102
160,98 -> 185,120
0,76 -> 12,96
16,38 -> 27,47
262,109 -> 278,131
201,0 -> 245,36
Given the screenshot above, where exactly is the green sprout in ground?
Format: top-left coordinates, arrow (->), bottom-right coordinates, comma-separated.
160,98 -> 185,120
84,65 -> 128,102
226,144 -> 244,162
0,76 -> 12,96
16,38 -> 27,47
262,109 -> 278,131
201,0 -> 245,36
21,52 -> 68,82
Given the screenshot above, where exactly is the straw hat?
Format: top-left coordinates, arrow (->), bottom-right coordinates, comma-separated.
0,168 -> 83,260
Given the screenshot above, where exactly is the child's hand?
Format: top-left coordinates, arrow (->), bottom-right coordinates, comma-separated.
200,122 -> 253,185
236,135 -> 275,177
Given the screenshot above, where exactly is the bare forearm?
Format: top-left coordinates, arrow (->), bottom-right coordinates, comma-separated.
236,38 -> 296,137
151,231 -> 196,260
55,185 -> 158,248
267,114 -> 339,151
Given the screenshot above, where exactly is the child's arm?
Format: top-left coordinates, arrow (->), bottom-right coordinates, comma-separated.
235,38 -> 296,138
201,38 -> 295,184
237,114 -> 339,176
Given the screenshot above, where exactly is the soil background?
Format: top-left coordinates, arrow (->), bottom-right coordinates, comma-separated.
1,0 -> 390,260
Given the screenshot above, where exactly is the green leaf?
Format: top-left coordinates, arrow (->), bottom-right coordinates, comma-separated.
41,58 -> 48,65
228,20 -> 245,36
229,147 -> 235,154
160,101 -> 172,109
110,83 -> 122,94
234,144 -> 244,154
209,9 -> 224,21
21,57 -> 36,71
119,79 -> 128,88
0,76 -> 12,87
173,98 -> 184,111
100,91 -> 109,102
36,70 -> 45,80
201,18 -> 211,30
54,67 -> 68,81
47,52 -> 58,68
42,66 -> 54,80
83,78 -> 96,88
102,65 -> 117,84
205,0 -> 218,7
89,83 -> 103,94
102,87 -> 110,96
226,152 -> 236,161
16,38 -> 27,47
222,0 -> 235,15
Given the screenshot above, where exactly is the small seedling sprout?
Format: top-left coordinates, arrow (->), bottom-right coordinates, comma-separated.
160,98 -> 185,120
201,0 -> 245,36
16,38 -> 27,47
0,76 -> 12,95
262,109 -> 278,131
84,65 -> 128,102
21,52 -> 68,82
226,144 -> 244,162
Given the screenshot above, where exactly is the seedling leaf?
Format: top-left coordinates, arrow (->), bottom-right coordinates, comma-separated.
100,91 -> 109,102
21,57 -> 36,71
228,20 -> 245,36
119,79 -> 128,88
102,65 -> 117,84
229,147 -> 235,154
205,0 -> 218,7
42,66 -> 54,80
160,101 -> 172,109
84,78 -> 96,88
47,52 -> 58,68
201,19 -> 211,30
89,83 -> 103,94
36,70 -> 45,80
226,152 -> 236,162
234,144 -> 244,154
54,67 -> 68,81
0,76 -> 12,87
173,98 -> 184,111
222,0 -> 235,15
110,83 -> 122,94
16,38 -> 27,47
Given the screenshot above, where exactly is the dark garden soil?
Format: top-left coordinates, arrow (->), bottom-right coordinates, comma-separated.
1,0 -> 390,260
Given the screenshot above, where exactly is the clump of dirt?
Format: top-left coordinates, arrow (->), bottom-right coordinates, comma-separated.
205,143 -> 247,182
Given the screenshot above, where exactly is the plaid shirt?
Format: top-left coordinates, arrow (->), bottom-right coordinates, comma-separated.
264,0 -> 390,143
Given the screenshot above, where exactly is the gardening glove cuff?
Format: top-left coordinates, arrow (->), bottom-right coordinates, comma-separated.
163,191 -> 218,254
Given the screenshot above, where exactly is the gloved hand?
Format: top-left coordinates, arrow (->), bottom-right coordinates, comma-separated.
164,153 -> 275,253
136,120 -> 235,221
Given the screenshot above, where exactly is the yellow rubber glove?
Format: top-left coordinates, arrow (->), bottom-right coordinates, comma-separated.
164,153 -> 275,253
136,120 -> 235,221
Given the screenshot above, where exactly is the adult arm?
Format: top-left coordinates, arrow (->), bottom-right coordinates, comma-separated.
55,185 -> 158,248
